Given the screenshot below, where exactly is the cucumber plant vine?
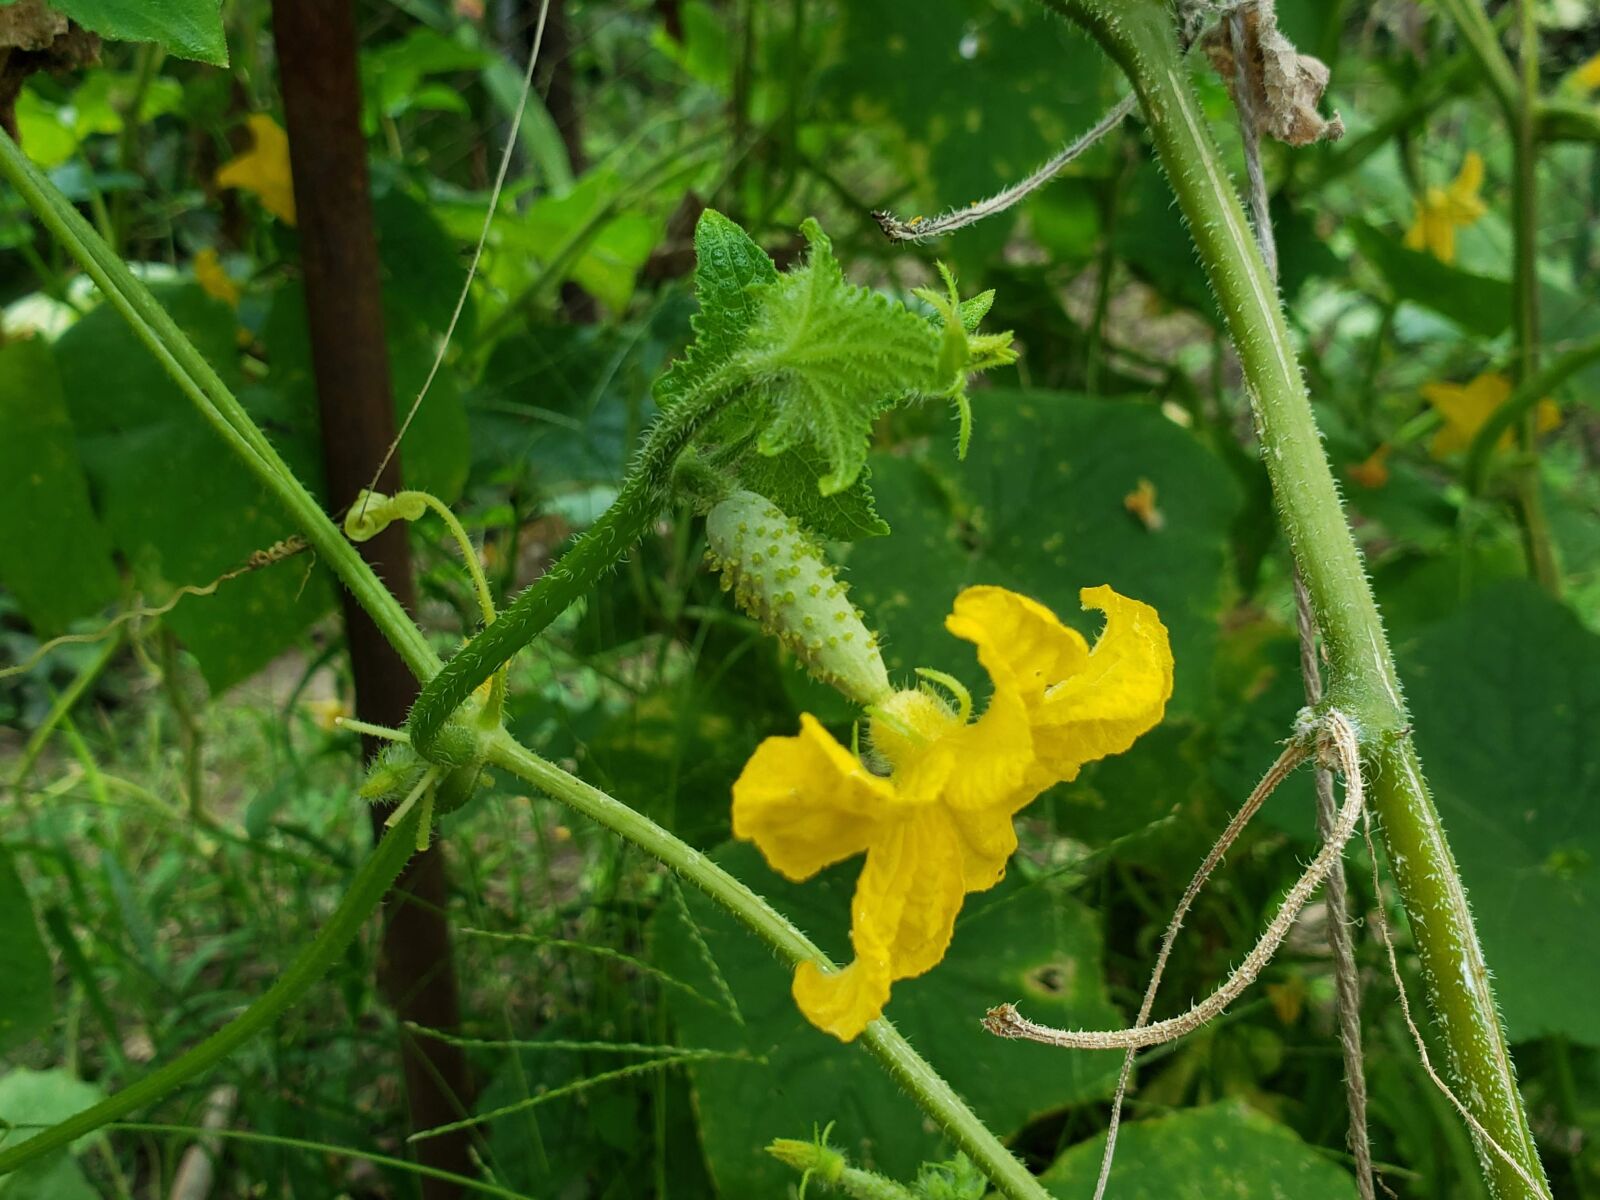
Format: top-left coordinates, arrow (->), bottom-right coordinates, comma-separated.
0,0 -> 1565,1197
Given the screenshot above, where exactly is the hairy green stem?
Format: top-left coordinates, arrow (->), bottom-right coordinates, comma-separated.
0,811 -> 420,1176
1431,0 -> 1519,118
11,628 -> 124,797
406,377 -> 731,762
485,733 -> 1051,1200
0,130 -> 440,683
1036,3 -> 1547,1194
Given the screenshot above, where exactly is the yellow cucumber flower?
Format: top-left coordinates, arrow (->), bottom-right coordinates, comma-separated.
1423,371 -> 1559,458
1404,151 -> 1485,264
216,114 -> 297,226
731,585 -> 1172,1041
1571,51 -> 1600,94
194,248 -> 241,308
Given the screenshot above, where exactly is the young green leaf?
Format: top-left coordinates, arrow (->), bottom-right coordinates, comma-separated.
654,209 -> 779,411
740,220 -> 949,496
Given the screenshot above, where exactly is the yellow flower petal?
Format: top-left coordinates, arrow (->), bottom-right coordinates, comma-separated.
945,586 -> 1089,708
1347,443 -> 1391,489
1448,151 -> 1485,217
216,114 -> 297,226
793,811 -> 967,1040
792,958 -> 891,1043
1028,586 -> 1174,782
1425,372 -> 1514,457
1403,153 -> 1485,265
1576,52 -> 1600,93
732,714 -> 895,881
738,583 -> 1173,1042
194,248 -> 240,308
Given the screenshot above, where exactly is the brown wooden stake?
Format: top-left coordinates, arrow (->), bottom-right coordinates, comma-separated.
270,2 -> 473,1194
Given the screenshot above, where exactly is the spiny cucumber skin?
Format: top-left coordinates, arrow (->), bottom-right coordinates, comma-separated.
706,491 -> 891,707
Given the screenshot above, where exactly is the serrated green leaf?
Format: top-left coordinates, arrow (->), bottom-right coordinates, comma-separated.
743,220 -> 948,495
1042,1100 -> 1360,1198
0,339 -> 118,634
651,843 -> 1122,1197
56,284 -> 332,691
1348,219 -> 1512,337
654,208 -> 779,410
44,0 -> 227,67
733,448 -> 889,541
0,852 -> 52,1057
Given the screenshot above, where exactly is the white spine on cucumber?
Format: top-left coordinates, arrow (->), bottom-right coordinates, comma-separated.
705,491 -> 892,707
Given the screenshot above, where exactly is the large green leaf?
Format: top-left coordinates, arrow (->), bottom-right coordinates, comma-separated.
1401,581 -> 1600,1044
55,284 -> 332,691
847,391 -> 1240,717
0,1068 -> 106,1200
824,0 -> 1111,256
38,0 -> 227,66
0,852 -> 52,1056
651,842 -> 1122,1196
0,339 -> 118,633
1041,1100 -> 1359,1198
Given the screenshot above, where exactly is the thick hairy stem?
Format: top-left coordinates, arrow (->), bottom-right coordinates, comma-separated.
0,812 -> 420,1175
406,381 -> 729,762
1032,3 -> 1547,1192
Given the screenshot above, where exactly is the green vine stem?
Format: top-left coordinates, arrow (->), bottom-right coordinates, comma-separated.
0,130 -> 440,684
1508,0 -> 1557,590
484,733 -> 1051,1200
0,810 -> 421,1176
405,375 -> 732,763
1036,2 -> 1548,1194
0,134 -> 1051,1200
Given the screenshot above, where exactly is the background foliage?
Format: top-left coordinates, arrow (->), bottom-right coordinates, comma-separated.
2,0 -> 1598,1197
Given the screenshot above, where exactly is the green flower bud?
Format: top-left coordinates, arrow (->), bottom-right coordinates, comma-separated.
360,743 -> 425,802
705,491 -> 891,706
767,1137 -> 846,1184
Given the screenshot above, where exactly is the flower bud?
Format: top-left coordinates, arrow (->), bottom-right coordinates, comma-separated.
705,491 -> 891,706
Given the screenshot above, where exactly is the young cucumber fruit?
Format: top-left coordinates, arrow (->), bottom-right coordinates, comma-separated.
705,490 -> 891,707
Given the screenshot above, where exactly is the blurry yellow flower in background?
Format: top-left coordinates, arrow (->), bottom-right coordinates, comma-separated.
216,114 -> 297,226
731,585 -> 1172,1041
1123,478 -> 1165,531
1404,151 -> 1485,264
194,248 -> 240,308
1424,371 -> 1559,458
1572,51 -> 1600,93
305,696 -> 352,732
1346,444 -> 1390,489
